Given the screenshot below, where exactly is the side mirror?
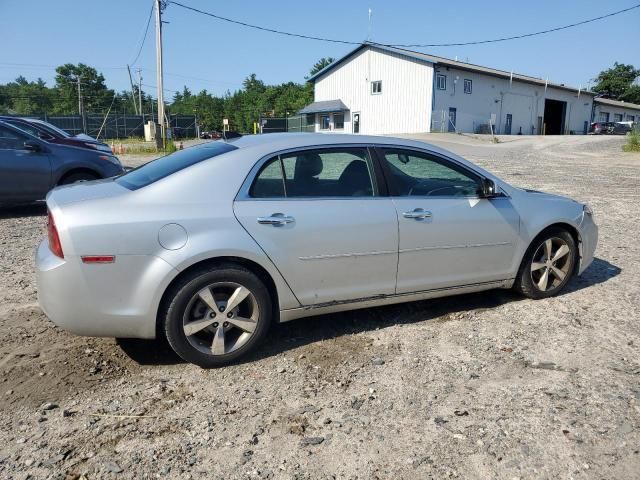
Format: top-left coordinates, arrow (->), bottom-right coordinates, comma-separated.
24,141 -> 41,152
480,178 -> 499,198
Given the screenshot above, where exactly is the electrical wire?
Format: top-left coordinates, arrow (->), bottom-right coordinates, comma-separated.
130,0 -> 155,65
168,0 -> 640,48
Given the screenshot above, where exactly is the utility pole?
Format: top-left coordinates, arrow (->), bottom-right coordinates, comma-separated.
127,65 -> 139,115
76,75 -> 87,134
137,68 -> 144,124
154,0 -> 166,148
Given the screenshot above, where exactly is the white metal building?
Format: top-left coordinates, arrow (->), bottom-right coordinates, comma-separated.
302,43 -> 599,135
593,97 -> 640,123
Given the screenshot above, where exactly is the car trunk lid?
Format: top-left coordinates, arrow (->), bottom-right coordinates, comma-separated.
46,178 -> 130,206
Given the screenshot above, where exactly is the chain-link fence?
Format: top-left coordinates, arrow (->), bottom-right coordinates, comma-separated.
1,113 -> 197,139
259,115 -> 315,134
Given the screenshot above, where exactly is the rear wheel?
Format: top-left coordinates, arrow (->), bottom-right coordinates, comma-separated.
514,227 -> 577,299
162,264 -> 272,368
58,171 -> 98,185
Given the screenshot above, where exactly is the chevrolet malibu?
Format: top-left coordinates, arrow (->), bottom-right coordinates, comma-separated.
36,134 -> 598,367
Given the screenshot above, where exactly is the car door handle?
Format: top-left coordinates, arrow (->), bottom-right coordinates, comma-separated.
402,208 -> 432,220
257,213 -> 295,225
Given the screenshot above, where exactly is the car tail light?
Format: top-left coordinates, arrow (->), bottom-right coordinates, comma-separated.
47,210 -> 64,259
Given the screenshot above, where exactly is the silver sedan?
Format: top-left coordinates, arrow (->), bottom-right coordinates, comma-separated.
36,134 -> 598,367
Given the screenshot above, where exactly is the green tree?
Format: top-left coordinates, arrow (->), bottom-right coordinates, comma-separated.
54,63 -> 113,114
0,76 -> 53,114
592,63 -> 640,100
620,84 -> 640,104
307,57 -> 335,78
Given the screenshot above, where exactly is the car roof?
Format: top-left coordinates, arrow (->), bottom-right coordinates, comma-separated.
213,132 -> 494,180
227,132 -> 447,156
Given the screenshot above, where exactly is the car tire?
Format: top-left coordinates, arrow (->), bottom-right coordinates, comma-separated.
514,227 -> 577,299
162,264 -> 272,368
59,172 -> 98,185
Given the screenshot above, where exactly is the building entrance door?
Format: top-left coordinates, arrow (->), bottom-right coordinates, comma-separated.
448,108 -> 457,132
505,114 -> 512,135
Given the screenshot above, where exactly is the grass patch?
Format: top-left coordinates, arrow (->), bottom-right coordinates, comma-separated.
623,129 -> 640,152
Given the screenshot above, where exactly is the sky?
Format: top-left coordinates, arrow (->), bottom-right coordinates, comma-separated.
1,0 -> 639,99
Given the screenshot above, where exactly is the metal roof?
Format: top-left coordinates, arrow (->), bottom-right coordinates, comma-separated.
298,99 -> 348,114
594,97 -> 640,111
307,43 -> 594,96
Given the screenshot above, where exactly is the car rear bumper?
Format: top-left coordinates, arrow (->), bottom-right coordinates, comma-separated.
36,239 -> 176,339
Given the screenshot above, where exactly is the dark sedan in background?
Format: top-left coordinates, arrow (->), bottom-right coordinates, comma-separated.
0,116 -> 113,152
589,121 -> 632,135
0,120 -> 124,205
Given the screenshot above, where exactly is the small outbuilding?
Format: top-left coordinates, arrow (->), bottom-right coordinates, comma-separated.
593,97 -> 640,123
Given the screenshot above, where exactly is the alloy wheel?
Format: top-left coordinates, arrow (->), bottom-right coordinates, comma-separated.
182,282 -> 260,356
529,237 -> 572,292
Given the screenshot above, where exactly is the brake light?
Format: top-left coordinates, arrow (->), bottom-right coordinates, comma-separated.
47,210 -> 64,258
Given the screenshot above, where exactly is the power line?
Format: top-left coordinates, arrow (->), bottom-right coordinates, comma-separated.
395,4 -> 640,47
130,0 -> 155,65
168,0 -> 640,48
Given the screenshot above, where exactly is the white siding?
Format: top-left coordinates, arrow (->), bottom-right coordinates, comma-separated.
593,103 -> 640,123
432,67 -> 593,135
314,47 -> 434,135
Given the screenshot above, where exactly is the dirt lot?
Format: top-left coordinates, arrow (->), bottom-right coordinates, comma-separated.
0,134 -> 638,479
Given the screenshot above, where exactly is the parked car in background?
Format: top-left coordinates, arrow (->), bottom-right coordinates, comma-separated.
37,133 -> 598,368
200,131 -> 222,140
589,121 -> 632,135
0,116 -> 113,152
0,120 -> 124,205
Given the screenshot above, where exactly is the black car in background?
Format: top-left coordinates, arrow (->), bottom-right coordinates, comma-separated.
589,121 -> 632,135
0,120 -> 124,205
0,116 -> 113,152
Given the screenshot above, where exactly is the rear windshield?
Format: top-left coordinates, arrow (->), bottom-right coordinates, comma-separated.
116,142 -> 237,190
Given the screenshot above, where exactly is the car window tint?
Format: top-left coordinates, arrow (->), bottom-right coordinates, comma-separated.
280,148 -> 375,197
383,149 -> 481,197
7,121 -> 42,138
116,142 -> 237,190
0,126 -> 27,150
250,156 -> 285,198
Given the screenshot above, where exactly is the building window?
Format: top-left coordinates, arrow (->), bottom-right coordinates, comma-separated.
305,114 -> 315,126
628,115 -> 635,122
371,80 -> 382,94
320,115 -> 330,130
333,113 -> 344,129
464,79 -> 472,94
613,113 -> 623,122
436,74 -> 447,90
599,112 -> 609,122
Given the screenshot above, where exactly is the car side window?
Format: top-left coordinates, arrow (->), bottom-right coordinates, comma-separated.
382,149 -> 481,197
281,148 -> 375,197
0,126 -> 27,150
8,122 -> 44,139
249,156 -> 285,198
249,148 -> 376,199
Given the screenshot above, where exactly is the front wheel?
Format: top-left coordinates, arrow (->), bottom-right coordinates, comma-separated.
514,228 -> 577,299
162,264 -> 272,368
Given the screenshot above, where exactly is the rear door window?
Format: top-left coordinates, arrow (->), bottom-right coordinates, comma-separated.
248,148 -> 376,198
116,142 -> 237,190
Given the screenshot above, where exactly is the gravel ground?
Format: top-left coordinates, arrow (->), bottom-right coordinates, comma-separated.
0,134 -> 638,479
